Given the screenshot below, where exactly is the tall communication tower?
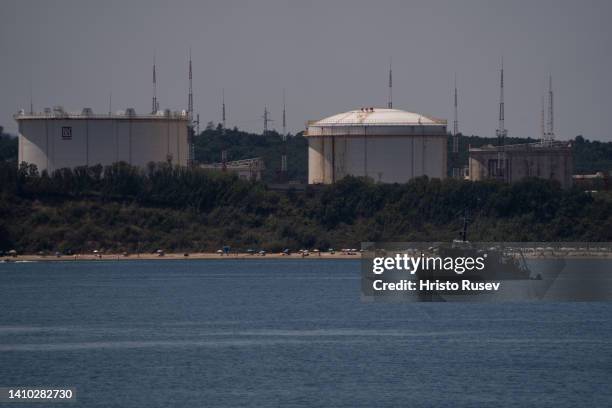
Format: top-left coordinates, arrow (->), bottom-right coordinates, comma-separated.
220,89 -> 227,163
262,106 -> 273,135
545,74 -> 555,142
540,93 -> 546,143
188,49 -> 193,119
388,57 -> 393,109
282,88 -> 286,135
29,78 -> 34,114
452,74 -> 459,154
152,55 -> 159,113
281,89 -> 288,178
495,58 -> 507,146
494,58 -> 507,179
222,88 -> 226,129
187,50 -> 195,167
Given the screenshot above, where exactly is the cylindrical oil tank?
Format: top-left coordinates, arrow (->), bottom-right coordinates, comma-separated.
305,108 -> 448,184
14,107 -> 190,172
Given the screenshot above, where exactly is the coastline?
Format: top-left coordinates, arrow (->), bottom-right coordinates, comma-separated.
3,252 -> 362,262
4,250 -> 612,262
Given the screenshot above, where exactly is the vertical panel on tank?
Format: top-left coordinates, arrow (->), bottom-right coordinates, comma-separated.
322,136 -> 334,183
131,120 -> 152,167
334,135 -> 347,181
88,119 -> 116,168
308,136 -> 324,184
152,117 -> 166,166
116,118 -> 131,165
19,119 -> 48,172
176,120 -> 181,166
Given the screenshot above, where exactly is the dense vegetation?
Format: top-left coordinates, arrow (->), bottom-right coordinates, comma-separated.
0,127 -> 17,162
0,160 -> 610,254
572,135 -> 612,174
194,123 -> 307,182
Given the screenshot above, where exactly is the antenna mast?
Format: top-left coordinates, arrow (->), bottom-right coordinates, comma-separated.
262,106 -> 273,135
220,88 -> 227,163
152,55 -> 159,113
494,58 -> 507,180
282,88 -> 286,135
29,78 -> 34,114
187,49 -> 196,167
281,89 -> 287,179
188,49 -> 193,119
222,88 -> 226,129
388,57 -> 393,109
495,58 -> 507,146
540,93 -> 545,143
452,74 -> 459,154
546,74 -> 554,142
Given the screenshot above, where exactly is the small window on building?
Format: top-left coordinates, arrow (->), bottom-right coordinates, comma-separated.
61,126 -> 72,140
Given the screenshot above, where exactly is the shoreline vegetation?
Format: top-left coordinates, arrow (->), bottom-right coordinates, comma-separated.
1,160 -> 611,255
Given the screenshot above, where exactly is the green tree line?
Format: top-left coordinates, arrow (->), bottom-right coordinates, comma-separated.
193,123 -> 307,182
0,160 -> 610,254
0,127 -> 17,162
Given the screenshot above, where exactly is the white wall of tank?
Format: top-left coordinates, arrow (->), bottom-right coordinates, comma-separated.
15,109 -> 190,172
306,108 -> 448,184
308,135 -> 447,183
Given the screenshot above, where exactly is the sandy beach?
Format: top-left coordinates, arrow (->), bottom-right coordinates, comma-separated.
4,249 -> 612,262
3,251 -> 362,262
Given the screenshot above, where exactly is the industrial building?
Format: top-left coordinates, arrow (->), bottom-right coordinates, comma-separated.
468,141 -> 573,188
572,171 -> 610,191
305,108 -> 447,184
467,66 -> 573,188
200,157 -> 264,181
14,107 -> 191,172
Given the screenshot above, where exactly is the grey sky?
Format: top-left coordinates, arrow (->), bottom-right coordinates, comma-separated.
1,0 -> 611,140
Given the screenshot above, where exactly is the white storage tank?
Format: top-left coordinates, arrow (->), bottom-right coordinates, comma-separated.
14,107 -> 191,172
306,108 -> 448,184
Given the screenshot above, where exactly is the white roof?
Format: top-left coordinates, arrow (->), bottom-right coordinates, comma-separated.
311,108 -> 444,127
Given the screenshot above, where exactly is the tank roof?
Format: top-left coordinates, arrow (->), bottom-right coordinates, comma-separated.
14,107 -> 189,121
469,141 -> 573,152
309,108 -> 446,127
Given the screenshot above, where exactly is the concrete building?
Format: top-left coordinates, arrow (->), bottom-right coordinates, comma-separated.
14,106 -> 191,172
572,171 -> 610,191
468,141 -> 573,188
200,157 -> 264,181
305,108 -> 447,184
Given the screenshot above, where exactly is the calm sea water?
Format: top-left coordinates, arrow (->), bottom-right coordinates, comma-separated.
0,260 -> 611,407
